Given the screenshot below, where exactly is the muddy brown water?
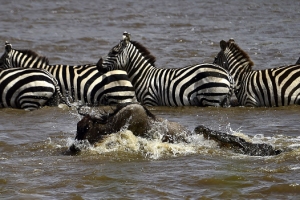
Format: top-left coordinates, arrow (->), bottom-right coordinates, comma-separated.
1,0 -> 300,199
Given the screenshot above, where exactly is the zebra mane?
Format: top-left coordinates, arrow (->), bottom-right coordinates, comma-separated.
228,40 -> 254,68
15,49 -> 50,65
130,41 -> 156,67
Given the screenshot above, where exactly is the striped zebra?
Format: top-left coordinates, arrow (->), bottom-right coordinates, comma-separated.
214,39 -> 300,107
0,68 -> 71,110
0,42 -> 136,106
97,32 -> 233,107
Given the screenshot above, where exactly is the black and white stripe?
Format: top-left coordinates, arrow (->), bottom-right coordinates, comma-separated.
214,39 -> 300,107
0,42 -> 136,106
0,68 -> 70,110
98,32 -> 233,107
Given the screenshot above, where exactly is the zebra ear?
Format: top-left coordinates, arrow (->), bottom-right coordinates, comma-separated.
5,41 -> 12,53
122,31 -> 131,43
96,57 -> 109,73
96,57 -> 103,67
220,40 -> 227,51
229,38 -> 235,43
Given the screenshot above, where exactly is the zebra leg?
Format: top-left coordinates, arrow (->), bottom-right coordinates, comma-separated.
218,84 -> 234,107
46,91 -> 60,107
219,94 -> 230,107
193,95 -> 224,107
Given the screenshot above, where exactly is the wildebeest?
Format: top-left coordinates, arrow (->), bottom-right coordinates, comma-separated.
70,103 -> 281,156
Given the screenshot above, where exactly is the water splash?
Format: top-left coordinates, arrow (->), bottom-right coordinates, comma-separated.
63,121 -> 298,159
89,130 -> 218,159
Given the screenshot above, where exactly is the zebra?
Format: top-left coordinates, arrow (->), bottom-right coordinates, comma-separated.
213,39 -> 300,107
97,32 -> 233,107
0,41 -> 136,106
0,68 -> 71,110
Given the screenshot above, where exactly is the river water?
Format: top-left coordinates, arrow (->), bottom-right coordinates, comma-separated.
1,0 -> 300,199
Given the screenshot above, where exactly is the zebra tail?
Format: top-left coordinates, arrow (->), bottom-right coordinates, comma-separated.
221,74 -> 235,107
54,83 -> 72,107
229,75 -> 234,98
45,70 -> 72,107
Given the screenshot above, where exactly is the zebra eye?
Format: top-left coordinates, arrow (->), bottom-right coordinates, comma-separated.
109,46 -> 120,55
113,46 -> 120,52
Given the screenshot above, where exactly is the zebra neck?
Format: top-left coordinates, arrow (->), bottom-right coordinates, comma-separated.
224,45 -> 253,98
10,50 -> 48,68
124,63 -> 159,103
125,46 -> 156,75
124,43 -> 156,86
126,62 -> 156,86
230,63 -> 251,98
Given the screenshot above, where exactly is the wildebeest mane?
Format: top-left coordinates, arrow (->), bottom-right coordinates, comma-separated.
77,103 -> 156,124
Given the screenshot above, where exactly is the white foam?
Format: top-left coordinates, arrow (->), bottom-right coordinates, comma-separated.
85,128 -> 220,159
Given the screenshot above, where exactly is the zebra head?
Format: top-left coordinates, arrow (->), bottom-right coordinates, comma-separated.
0,41 -> 13,69
213,40 -> 231,71
217,39 -> 254,72
215,39 -> 254,96
0,42 -> 49,69
98,32 -> 131,73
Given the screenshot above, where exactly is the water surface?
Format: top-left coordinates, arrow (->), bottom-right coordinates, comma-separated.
1,0 -> 300,199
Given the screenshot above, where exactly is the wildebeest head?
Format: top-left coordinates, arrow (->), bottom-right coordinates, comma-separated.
73,103 -> 156,146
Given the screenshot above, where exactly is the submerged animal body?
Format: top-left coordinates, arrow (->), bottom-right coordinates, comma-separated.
195,125 -> 281,156
73,103 -> 189,146
214,39 -> 300,107
71,103 -> 281,156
